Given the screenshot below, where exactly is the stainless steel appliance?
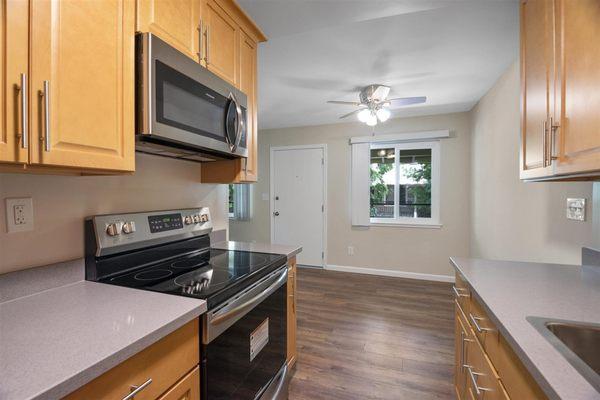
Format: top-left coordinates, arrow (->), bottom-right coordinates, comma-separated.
85,208 -> 288,400
136,33 -> 248,162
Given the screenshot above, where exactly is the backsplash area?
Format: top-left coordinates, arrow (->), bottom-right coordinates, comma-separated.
0,154 -> 228,274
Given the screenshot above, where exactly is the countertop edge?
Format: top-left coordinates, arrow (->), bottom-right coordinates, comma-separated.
449,257 -> 560,400
36,303 -> 206,400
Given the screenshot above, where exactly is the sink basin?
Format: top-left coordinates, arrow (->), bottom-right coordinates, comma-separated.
528,316 -> 600,392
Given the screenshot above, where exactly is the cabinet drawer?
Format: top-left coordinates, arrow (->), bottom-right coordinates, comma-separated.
64,319 -> 199,400
468,295 -> 500,365
157,366 -> 200,400
454,272 -> 471,315
465,334 -> 509,400
495,335 -> 546,400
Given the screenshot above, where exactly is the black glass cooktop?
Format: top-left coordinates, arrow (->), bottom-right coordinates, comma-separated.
99,249 -> 287,308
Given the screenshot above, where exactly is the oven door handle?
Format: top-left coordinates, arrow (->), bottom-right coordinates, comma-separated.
211,267 -> 288,326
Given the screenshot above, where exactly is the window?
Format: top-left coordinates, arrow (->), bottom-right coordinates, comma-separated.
369,141 -> 439,225
228,184 -> 252,220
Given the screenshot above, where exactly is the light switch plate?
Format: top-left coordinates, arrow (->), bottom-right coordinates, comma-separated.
5,197 -> 34,232
566,198 -> 586,221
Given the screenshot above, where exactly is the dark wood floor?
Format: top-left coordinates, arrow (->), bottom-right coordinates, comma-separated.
288,267 -> 455,400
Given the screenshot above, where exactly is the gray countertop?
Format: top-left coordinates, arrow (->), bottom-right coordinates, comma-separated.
0,280 -> 206,400
450,257 -> 600,400
212,241 -> 302,259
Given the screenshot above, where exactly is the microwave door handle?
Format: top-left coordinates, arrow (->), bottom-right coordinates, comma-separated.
227,92 -> 243,152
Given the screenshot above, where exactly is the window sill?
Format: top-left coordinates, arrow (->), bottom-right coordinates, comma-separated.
369,221 -> 442,229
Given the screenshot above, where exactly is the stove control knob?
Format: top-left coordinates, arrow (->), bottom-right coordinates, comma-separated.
122,221 -> 136,234
192,214 -> 200,223
200,214 -> 209,222
106,222 -> 122,237
184,215 -> 193,225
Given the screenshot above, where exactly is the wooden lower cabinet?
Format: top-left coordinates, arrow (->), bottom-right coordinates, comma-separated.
157,367 -> 200,400
453,272 -> 546,400
287,256 -> 298,368
63,319 -> 199,400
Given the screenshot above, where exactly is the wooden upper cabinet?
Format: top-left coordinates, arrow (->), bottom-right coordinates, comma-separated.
239,31 -> 258,182
0,0 -> 29,165
136,0 -> 202,64
520,0 -> 555,180
29,0 -> 135,172
554,0 -> 600,176
203,0 -> 239,86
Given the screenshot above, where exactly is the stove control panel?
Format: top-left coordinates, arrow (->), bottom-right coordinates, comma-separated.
89,207 -> 213,257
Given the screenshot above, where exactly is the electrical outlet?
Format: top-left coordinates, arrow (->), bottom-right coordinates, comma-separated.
348,246 -> 354,256
566,198 -> 586,221
5,198 -> 33,233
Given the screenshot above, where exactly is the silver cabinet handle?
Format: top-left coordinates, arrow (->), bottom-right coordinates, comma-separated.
198,20 -> 204,61
122,378 -> 152,400
205,25 -> 210,65
464,365 -> 492,396
40,80 -> 50,152
542,119 -> 548,167
452,285 -> 468,298
18,73 -> 28,149
469,313 -> 494,333
550,117 -> 559,161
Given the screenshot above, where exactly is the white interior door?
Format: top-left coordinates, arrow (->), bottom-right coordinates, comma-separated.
271,146 -> 325,267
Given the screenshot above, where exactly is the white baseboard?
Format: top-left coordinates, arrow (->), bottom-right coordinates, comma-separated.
324,264 -> 455,283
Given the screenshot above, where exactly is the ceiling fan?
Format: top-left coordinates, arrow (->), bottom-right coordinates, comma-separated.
327,84 -> 426,126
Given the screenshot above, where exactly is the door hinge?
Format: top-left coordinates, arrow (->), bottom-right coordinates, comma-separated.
321,158 -> 324,165
322,251 -> 324,259
321,204 -> 324,212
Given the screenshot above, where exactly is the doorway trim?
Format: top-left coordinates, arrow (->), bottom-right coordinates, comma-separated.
270,144 -> 328,267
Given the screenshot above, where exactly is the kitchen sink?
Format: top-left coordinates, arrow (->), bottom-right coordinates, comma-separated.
528,316 -> 600,392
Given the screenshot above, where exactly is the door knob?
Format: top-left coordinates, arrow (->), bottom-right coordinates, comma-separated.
273,211 -> 280,216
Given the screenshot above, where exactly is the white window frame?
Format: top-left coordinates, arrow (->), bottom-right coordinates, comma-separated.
369,141 -> 441,227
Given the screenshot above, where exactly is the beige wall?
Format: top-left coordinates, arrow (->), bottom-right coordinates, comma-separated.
231,113 -> 472,277
469,62 -> 593,264
0,154 -> 228,274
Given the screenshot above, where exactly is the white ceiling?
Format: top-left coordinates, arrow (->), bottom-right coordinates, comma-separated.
237,0 -> 519,130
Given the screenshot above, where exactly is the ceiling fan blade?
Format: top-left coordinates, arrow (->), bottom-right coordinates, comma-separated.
339,109 -> 363,119
327,100 -> 362,106
386,96 -> 427,108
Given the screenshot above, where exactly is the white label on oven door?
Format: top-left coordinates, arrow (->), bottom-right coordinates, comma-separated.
250,318 -> 269,362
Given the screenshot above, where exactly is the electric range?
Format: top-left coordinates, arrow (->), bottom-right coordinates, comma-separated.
85,208 -> 289,400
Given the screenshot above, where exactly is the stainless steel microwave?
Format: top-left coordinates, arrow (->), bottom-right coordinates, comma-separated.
136,33 -> 248,162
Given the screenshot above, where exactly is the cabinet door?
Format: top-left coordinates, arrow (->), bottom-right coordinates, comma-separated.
30,0 -> 135,172
287,257 -> 298,368
520,0 -> 555,180
554,0 -> 600,176
239,31 -> 258,182
203,0 -> 238,86
157,367 -> 200,400
137,0 -> 201,63
0,0 -> 28,164
454,305 -> 468,399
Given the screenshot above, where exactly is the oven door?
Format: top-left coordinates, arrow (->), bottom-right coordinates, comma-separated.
202,266 -> 288,400
137,33 -> 248,158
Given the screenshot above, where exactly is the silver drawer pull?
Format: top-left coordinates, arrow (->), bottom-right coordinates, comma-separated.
452,285 -> 469,298
464,365 -> 492,396
122,378 -> 152,400
469,313 -> 494,333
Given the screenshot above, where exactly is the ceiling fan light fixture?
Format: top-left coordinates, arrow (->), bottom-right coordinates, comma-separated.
376,108 -> 391,122
366,112 -> 378,126
357,109 -> 370,123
